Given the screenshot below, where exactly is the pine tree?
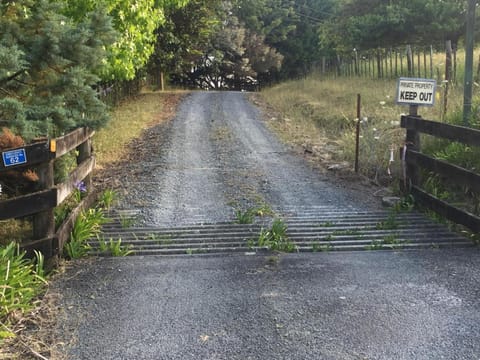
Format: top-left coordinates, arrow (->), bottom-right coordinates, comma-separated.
0,0 -> 116,140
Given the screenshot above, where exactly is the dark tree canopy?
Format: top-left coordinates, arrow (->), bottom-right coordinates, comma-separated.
0,0 -> 475,138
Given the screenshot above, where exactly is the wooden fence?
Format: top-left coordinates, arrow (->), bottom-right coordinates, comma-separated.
0,127 -> 96,260
401,116 -> 480,233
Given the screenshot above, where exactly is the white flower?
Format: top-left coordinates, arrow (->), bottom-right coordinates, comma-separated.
379,101 -> 386,106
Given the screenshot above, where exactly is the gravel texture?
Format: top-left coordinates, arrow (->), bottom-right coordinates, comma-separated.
114,91 -> 381,226
55,250 -> 480,359
52,91 -> 480,359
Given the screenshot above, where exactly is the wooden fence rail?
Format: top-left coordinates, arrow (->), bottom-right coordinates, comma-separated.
0,127 -> 95,259
401,116 -> 480,233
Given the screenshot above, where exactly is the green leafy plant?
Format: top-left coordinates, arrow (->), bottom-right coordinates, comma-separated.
316,221 -> 334,228
234,203 -> 274,225
257,219 -> 296,253
146,233 -> 173,245
423,173 -> 450,201
64,208 -> 107,259
375,212 -> 399,230
98,189 -> 118,211
324,234 -> 335,241
365,240 -> 384,250
120,215 -> 136,229
97,237 -> 133,257
382,234 -> 401,246
0,243 -> 46,339
393,195 -> 415,212
253,203 -> 274,217
235,208 -> 256,224
312,242 -> 334,252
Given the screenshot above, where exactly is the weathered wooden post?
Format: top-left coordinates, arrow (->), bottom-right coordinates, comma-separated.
33,149 -> 55,257
77,128 -> 93,191
406,45 -> 413,76
405,105 -> 421,188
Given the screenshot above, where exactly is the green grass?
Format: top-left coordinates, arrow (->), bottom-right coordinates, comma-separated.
259,75 -> 465,183
259,63 -> 480,219
0,243 -> 46,340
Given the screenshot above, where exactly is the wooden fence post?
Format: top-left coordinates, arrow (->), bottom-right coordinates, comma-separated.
406,106 -> 421,188
33,159 -> 55,257
406,45 -> 413,76
77,131 -> 93,191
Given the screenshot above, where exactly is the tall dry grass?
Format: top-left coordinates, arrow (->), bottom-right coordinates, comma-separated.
94,90 -> 186,169
260,74 -> 466,182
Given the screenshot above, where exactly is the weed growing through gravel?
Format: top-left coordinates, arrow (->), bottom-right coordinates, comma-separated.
120,215 -> 136,229
257,219 -> 296,253
146,233 -> 173,245
235,204 -> 275,224
98,189 -> 118,211
235,208 -> 256,224
312,242 -> 333,252
382,234 -> 404,248
316,221 -> 334,228
365,240 -> 384,250
375,212 -> 399,230
97,237 -> 133,257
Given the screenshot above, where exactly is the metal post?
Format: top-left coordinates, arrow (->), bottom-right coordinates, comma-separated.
355,94 -> 361,173
463,0 -> 476,126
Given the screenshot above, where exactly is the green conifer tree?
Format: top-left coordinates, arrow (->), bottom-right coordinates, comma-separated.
0,0 -> 116,140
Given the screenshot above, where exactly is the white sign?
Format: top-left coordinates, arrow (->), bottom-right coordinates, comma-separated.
396,77 -> 437,106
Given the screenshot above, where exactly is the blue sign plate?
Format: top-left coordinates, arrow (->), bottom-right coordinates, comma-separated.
2,148 -> 27,167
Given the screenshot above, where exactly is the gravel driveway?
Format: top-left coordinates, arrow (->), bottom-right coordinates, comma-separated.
53,91 -> 480,359
116,91 -> 379,226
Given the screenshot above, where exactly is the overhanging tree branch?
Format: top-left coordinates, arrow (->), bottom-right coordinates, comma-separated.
0,70 -> 25,87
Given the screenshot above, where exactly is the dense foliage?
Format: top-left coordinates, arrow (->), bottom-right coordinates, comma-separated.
0,0 -> 188,139
0,0 -> 474,138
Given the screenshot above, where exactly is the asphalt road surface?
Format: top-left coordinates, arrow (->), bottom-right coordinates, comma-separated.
56,250 -> 480,360
53,92 -> 480,359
